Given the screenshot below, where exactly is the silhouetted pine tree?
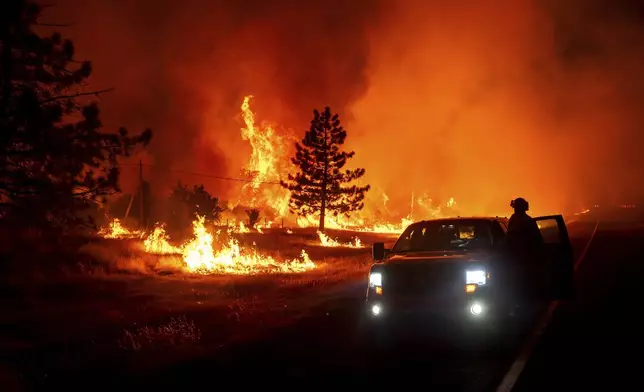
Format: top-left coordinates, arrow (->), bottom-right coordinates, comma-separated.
245,208 -> 260,228
169,182 -> 224,230
281,107 -> 370,230
190,184 -> 224,222
0,0 -> 152,227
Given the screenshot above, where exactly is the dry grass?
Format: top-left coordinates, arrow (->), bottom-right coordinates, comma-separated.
77,239 -> 186,274
118,315 -> 201,352
73,227 -> 396,276
0,228 -> 398,382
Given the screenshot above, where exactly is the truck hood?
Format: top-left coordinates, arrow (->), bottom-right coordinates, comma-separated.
374,250 -> 493,298
384,249 -> 492,266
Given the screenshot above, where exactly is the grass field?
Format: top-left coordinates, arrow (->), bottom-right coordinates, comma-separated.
0,228 -> 398,386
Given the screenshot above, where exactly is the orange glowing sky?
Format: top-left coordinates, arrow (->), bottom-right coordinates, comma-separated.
44,0 -> 644,218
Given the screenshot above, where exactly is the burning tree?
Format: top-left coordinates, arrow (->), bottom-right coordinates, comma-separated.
281,107 -> 370,230
0,0 -> 152,226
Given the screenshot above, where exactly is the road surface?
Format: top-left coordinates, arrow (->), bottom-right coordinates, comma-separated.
40,219 -> 642,391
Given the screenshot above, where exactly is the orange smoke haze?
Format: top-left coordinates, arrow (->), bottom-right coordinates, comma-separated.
45,0 -> 644,218
348,0 -> 644,216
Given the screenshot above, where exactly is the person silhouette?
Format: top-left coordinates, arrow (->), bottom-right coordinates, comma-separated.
507,197 -> 543,250
506,197 -> 544,306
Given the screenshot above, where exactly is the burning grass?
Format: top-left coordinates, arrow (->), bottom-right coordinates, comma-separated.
91,215 -> 395,278
79,226 -> 385,277
0,227 -> 395,380
97,216 -> 317,275
98,218 -> 144,239
317,230 -> 364,248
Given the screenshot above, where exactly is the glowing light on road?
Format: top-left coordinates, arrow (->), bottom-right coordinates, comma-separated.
371,304 -> 382,316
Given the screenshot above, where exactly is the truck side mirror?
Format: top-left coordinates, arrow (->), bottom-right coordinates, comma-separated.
372,242 -> 386,261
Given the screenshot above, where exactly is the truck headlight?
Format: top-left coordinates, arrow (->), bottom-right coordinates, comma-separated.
369,272 -> 382,287
466,269 -> 487,285
470,301 -> 484,315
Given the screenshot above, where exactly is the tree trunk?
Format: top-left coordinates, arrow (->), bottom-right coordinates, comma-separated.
320,186 -> 326,231
320,126 -> 329,231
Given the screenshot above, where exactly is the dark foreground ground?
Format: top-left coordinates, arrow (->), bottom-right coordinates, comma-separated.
4,218 -> 642,391
511,219 -> 644,392
125,219 -> 642,391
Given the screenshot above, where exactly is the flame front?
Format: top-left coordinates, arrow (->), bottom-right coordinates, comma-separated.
96,95 -> 474,277
317,231 -> 363,248
182,216 -> 315,274
99,218 -> 143,239
144,225 -> 182,254
132,216 -> 316,275
235,96 -> 457,234
218,95 -> 465,234
237,221 -> 250,233
237,96 -> 291,216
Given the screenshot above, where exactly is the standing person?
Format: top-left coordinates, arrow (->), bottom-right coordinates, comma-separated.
507,197 -> 544,307
507,197 -> 543,249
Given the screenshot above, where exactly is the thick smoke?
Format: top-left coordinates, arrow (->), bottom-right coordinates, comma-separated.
348,0 -> 644,216
45,0 -> 381,199
46,0 -> 644,217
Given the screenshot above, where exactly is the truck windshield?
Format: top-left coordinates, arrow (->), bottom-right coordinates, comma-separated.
391,220 -> 492,253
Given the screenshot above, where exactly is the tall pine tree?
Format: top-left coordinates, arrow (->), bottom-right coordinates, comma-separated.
0,0 -> 152,227
281,107 -> 370,230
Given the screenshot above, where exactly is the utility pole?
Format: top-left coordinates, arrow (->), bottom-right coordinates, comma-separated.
124,193 -> 134,219
139,160 -> 145,230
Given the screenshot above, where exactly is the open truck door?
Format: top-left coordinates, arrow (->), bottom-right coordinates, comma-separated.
534,215 -> 575,300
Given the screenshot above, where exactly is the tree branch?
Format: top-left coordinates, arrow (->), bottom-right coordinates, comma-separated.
71,187 -> 116,197
35,22 -> 75,27
40,88 -> 114,104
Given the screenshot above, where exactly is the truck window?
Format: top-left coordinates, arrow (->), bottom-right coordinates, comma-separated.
392,220 -> 492,253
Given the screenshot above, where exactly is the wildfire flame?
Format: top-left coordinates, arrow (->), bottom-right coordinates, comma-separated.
100,94 -> 468,278
238,96 -> 291,216
182,216 -> 315,274
144,225 -> 181,254
237,221 -> 250,233
130,216 -> 316,275
317,231 -> 363,248
98,218 -> 143,239
234,95 -> 460,234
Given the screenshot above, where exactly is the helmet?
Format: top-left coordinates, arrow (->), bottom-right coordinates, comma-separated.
510,197 -> 529,211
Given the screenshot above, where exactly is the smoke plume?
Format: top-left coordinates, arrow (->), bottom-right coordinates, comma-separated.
46,0 -> 644,217
349,0 -> 644,215
45,0 -> 381,200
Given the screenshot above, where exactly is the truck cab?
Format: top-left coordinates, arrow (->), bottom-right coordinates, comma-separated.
366,215 -> 573,322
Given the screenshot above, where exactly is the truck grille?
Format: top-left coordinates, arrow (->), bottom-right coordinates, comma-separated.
385,263 -> 462,298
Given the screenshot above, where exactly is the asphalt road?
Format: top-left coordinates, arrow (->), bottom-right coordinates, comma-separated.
510,220 -> 643,391
37,219 -> 642,391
